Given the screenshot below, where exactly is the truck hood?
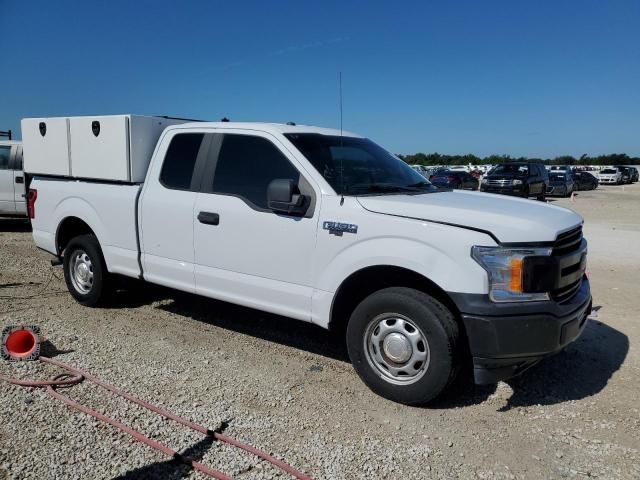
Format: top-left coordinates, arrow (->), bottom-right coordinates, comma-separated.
356,191 -> 583,243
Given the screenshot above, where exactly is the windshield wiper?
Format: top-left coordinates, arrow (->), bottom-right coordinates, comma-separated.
347,183 -> 423,194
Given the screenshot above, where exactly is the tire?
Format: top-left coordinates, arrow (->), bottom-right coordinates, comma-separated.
346,287 -> 461,405
521,186 -> 530,198
63,234 -> 113,307
537,190 -> 546,201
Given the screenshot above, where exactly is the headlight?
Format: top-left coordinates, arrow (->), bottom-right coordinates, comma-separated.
512,179 -> 523,185
472,246 -> 553,302
481,178 -> 488,184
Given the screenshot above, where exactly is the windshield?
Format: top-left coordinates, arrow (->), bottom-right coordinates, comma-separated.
284,134 -> 438,195
601,169 -> 617,174
490,164 -> 529,176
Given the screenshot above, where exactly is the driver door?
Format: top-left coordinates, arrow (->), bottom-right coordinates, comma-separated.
193,131 -> 319,321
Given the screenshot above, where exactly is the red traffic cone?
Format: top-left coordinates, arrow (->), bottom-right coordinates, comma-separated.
1,325 -> 41,361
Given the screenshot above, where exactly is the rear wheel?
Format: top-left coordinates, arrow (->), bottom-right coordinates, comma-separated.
346,287 -> 461,405
63,234 -> 113,307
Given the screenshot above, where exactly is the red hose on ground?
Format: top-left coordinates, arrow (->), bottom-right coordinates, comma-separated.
0,356 -> 313,480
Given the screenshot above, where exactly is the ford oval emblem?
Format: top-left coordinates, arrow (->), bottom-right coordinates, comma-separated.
92,121 -> 100,137
39,122 -> 47,137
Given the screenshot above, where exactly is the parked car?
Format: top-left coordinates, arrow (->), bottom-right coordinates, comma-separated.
447,165 -> 469,173
480,162 -> 548,200
23,115 -> 591,405
629,167 -> 639,183
613,166 -> 633,184
598,168 -> 623,185
572,171 -> 599,191
429,170 -> 479,190
0,140 -> 26,216
546,171 -> 575,197
410,164 -> 429,178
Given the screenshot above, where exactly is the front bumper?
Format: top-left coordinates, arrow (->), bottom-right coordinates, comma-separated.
449,276 -> 591,384
480,185 -> 524,196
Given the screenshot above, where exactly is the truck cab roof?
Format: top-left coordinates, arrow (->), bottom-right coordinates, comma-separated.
168,122 -> 363,138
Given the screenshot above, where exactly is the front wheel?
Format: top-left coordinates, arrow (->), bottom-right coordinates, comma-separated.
346,287 -> 460,405
63,234 -> 113,307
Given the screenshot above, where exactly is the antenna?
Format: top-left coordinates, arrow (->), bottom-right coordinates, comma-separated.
339,72 -> 343,138
339,71 -> 345,204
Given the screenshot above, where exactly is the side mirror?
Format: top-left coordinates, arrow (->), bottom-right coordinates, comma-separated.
267,179 -> 309,216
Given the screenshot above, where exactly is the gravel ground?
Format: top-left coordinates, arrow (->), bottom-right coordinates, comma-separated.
0,184 -> 639,479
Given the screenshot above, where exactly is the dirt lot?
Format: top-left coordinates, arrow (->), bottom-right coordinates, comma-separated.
0,184 -> 639,479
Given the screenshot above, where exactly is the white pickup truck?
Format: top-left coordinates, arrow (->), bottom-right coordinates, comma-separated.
0,140 -> 26,216
22,115 -> 592,405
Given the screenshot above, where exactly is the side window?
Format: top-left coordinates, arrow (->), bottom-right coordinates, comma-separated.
0,146 -> 10,170
159,133 -> 205,191
212,134 -> 300,210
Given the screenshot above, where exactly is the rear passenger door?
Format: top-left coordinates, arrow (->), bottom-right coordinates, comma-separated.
0,145 -> 15,214
193,131 -> 318,321
139,131 -> 211,293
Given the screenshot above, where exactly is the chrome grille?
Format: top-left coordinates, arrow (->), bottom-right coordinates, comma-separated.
485,179 -> 511,186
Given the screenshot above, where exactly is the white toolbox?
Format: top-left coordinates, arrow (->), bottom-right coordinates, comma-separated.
21,117 -> 71,176
22,115 -> 188,182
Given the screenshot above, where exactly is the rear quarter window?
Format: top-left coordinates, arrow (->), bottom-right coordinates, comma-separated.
159,133 -> 205,191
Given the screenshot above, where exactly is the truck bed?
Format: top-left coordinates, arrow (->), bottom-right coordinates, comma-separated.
31,177 -> 142,278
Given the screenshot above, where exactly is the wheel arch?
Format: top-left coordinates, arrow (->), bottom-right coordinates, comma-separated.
328,265 -> 463,337
56,216 -> 99,256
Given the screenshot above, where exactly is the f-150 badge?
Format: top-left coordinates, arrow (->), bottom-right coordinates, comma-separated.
323,221 -> 358,236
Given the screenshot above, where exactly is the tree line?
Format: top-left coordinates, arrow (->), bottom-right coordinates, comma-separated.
397,152 -> 640,166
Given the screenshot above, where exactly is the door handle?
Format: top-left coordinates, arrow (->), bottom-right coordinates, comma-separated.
15,176 -> 24,184
197,211 -> 220,226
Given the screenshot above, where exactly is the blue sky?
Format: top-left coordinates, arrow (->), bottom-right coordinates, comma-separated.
2,0 -> 639,157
